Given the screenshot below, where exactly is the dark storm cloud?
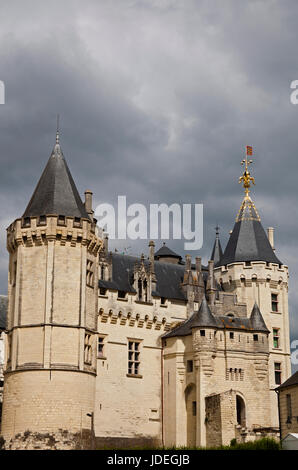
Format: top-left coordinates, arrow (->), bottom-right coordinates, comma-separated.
0,0 -> 297,369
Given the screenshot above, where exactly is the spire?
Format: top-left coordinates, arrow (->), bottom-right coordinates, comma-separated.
210,225 -> 223,266
220,147 -> 282,266
191,296 -> 218,328
250,302 -> 269,333
23,125 -> 89,219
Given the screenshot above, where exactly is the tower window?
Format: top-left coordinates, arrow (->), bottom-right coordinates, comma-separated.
200,330 -> 205,337
57,215 -> 66,226
230,332 -> 234,340
187,360 -> 193,372
73,217 -> 81,228
253,334 -> 258,342
86,259 -> 94,287
273,328 -> 280,348
98,336 -> 106,358
99,287 -> 107,296
38,215 -> 46,226
274,362 -> 282,385
192,401 -> 197,416
161,297 -> 167,305
128,341 -> 141,376
118,290 -> 126,299
84,334 -> 92,365
271,294 -> 278,312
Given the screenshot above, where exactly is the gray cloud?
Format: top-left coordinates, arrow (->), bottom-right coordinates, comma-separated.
0,0 -> 297,371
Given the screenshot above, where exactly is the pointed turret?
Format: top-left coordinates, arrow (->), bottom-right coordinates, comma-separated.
210,226 -> 223,266
191,296 -> 218,329
23,129 -> 89,219
250,302 -> 269,333
220,151 -> 281,266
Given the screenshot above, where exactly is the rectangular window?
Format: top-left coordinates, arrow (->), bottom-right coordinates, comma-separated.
230,332 -> 234,340
128,341 -> 141,376
57,215 -> 66,226
192,401 -> 197,416
273,328 -> 280,348
84,334 -> 92,365
99,287 -> 107,296
274,362 -> 281,385
286,394 -> 292,422
118,291 -> 126,299
187,360 -> 193,373
200,330 -> 205,337
253,334 -> 258,342
271,293 -> 278,312
98,336 -> 105,358
161,297 -> 167,305
86,260 -> 94,287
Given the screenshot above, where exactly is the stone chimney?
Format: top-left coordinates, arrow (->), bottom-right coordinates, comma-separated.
207,260 -> 216,305
84,190 -> 94,221
267,227 -> 275,251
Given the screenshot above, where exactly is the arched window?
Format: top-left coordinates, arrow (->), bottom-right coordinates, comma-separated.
236,395 -> 246,427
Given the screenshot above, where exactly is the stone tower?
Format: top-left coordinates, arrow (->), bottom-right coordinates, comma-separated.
1,130 -> 102,447
214,156 -> 291,428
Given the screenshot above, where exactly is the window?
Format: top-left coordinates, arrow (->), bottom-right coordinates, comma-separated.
274,362 -> 281,385
192,401 -> 197,416
86,260 -> 94,287
187,360 -> 193,373
57,215 -> 66,226
118,290 -> 126,299
100,265 -> 105,280
286,394 -> 292,423
73,217 -> 81,228
99,287 -> 107,296
253,334 -> 258,342
38,215 -> 46,226
84,334 -> 92,365
128,341 -> 141,376
273,328 -> 280,348
12,261 -> 17,287
22,217 -> 31,227
230,332 -> 234,340
98,336 -> 105,358
271,293 -> 278,312
200,330 -> 205,337
161,297 -> 167,305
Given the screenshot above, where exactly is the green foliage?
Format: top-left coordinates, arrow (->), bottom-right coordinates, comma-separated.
96,438 -> 281,451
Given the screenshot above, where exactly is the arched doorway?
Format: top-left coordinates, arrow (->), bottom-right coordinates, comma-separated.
236,395 -> 246,427
185,384 -> 196,447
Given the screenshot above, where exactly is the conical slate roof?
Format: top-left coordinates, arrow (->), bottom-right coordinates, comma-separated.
23,133 -> 89,219
211,229 -> 223,266
220,195 -> 281,266
249,302 -> 269,333
163,296 -> 217,338
155,243 -> 181,261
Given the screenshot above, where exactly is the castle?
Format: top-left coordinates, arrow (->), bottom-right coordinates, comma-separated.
0,131 -> 292,449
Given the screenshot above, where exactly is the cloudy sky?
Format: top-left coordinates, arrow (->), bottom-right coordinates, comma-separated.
0,0 -> 297,370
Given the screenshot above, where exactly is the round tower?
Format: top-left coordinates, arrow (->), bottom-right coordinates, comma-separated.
1,130 -> 103,448
214,151 -> 291,428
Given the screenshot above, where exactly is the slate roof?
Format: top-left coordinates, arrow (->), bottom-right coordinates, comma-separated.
211,233 -> 223,266
99,253 -> 187,301
220,195 -> 282,266
155,243 -> 182,261
163,298 -> 269,338
276,371 -> 298,390
23,133 -> 89,219
0,295 -> 8,330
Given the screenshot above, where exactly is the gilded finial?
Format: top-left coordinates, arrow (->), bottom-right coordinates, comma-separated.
239,145 -> 255,196
56,114 -> 60,144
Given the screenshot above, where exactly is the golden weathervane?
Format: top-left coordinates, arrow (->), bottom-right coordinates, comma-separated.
239,146 -> 255,196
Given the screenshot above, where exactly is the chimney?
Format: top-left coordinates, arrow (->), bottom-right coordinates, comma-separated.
84,190 -> 93,220
185,254 -> 192,271
207,260 -> 216,305
149,240 -> 155,265
267,227 -> 275,251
